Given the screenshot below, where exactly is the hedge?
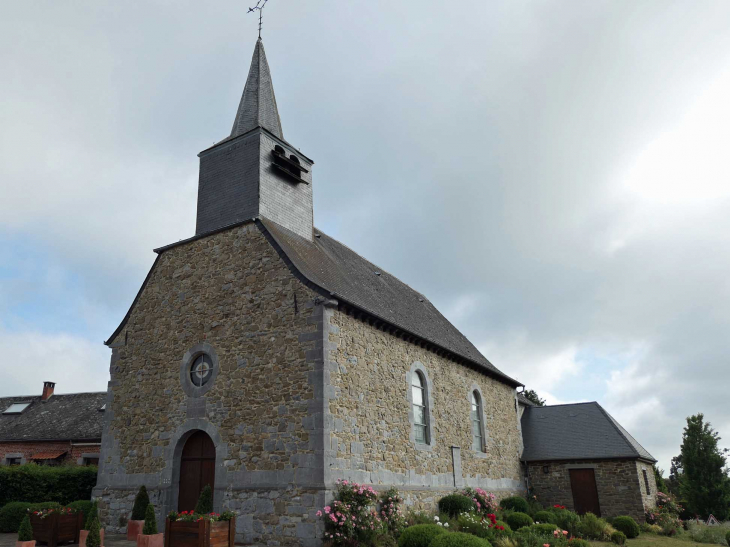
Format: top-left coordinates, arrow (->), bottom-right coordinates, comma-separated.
0,464 -> 97,506
398,524 -> 447,547
499,496 -> 529,513
430,532 -> 492,547
505,512 -> 533,531
438,494 -> 477,518
612,516 -> 640,539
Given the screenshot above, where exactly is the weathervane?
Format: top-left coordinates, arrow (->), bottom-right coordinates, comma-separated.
248,0 -> 270,39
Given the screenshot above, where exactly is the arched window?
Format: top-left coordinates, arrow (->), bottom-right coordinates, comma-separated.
411,372 -> 429,444
471,390 -> 484,452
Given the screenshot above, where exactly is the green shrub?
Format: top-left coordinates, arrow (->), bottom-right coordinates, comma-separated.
610,531 -> 626,545
439,494 -> 477,518
406,512 -> 435,526
553,509 -> 580,537
492,521 -> 512,540
398,524 -> 447,547
499,497 -> 529,514
687,522 -> 728,544
457,514 -> 491,538
131,486 -> 149,521
17,515 -> 33,542
68,501 -> 93,526
195,485 -> 213,514
86,517 -> 101,547
578,512 -> 609,540
0,502 -> 60,533
0,464 -> 97,507
611,516 -> 639,539
726,530 -> 730,546
84,501 -> 99,530
505,512 -> 533,530
530,523 -> 557,534
533,511 -> 555,524
429,531 -> 492,547
567,540 -> 590,547
142,504 -> 157,536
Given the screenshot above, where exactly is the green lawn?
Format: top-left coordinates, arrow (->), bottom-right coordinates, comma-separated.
590,535 -> 717,547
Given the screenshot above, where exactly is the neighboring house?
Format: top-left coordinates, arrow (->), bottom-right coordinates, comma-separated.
0,382 -> 105,466
519,401 -> 657,522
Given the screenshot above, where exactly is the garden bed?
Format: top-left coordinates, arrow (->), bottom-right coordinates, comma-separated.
29,511 -> 83,547
163,517 -> 235,547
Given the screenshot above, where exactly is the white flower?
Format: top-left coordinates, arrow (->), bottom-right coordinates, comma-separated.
437,522 -> 443,527
444,523 -> 449,528
434,516 -> 440,522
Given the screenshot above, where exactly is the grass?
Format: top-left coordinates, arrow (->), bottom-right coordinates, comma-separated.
590,533 -> 723,546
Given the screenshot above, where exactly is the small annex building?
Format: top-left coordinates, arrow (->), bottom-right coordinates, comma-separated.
520,401 -> 657,522
0,381 -> 105,466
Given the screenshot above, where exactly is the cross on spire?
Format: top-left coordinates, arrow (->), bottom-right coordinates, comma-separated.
247,0 -> 269,39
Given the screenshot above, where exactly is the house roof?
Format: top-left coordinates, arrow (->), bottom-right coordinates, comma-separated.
517,392 -> 537,406
261,218 -> 521,387
0,392 -> 106,442
520,401 -> 656,462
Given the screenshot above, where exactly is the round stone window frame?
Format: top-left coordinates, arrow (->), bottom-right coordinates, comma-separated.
180,343 -> 220,398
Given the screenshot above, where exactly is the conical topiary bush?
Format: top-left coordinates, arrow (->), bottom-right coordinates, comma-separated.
194,485 -> 213,514
85,501 -> 99,530
17,515 -> 33,542
131,486 -> 149,521
142,505 -> 157,536
86,517 -> 101,547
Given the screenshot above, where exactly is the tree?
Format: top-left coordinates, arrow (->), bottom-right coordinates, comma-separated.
17,515 -> 33,542
522,389 -> 546,407
195,484 -> 213,514
86,517 -> 101,547
676,413 -> 730,519
654,466 -> 669,494
85,501 -> 99,530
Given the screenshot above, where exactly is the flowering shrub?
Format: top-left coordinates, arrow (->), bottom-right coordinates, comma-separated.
316,479 -> 386,545
645,491 -> 682,535
167,510 -> 235,522
462,488 -> 498,516
552,505 -> 566,510
32,507 -> 77,519
514,526 -> 570,547
432,515 -> 450,529
379,488 -> 406,537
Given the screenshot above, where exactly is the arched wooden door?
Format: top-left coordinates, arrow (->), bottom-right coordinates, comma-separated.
178,430 -> 216,512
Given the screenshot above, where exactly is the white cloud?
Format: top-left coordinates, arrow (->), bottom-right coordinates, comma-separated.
0,329 -> 110,397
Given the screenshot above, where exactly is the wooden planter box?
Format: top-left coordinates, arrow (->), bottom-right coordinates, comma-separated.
29,512 -> 83,547
164,517 -> 235,547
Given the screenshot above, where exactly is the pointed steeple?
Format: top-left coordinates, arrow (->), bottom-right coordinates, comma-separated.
231,38 -> 284,139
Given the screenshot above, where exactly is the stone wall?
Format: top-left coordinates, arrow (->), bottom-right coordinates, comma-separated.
526,459 -> 653,522
325,309 -> 524,498
635,460 -> 658,511
94,222 -> 326,546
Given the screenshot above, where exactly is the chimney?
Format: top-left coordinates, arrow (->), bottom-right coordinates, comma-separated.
42,381 -> 55,401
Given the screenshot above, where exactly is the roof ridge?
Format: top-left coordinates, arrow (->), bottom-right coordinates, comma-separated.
0,391 -> 106,400
595,402 -> 656,462
532,401 -> 596,409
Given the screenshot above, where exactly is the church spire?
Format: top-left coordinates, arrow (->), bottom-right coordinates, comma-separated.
231,38 -> 284,139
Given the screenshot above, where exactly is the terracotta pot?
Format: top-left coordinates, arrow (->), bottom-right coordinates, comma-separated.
136,533 -> 164,547
15,541 -> 36,547
127,520 -> 144,541
80,528 -> 106,547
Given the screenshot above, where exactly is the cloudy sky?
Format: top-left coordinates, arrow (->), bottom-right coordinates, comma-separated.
2,0 -> 730,472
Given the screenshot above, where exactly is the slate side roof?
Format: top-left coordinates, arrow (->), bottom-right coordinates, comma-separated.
520,402 -> 656,462
0,392 -> 106,442
231,38 -> 283,139
261,219 -> 521,387
517,393 -> 537,406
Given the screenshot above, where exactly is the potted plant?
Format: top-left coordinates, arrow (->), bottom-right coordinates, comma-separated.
80,501 -> 105,547
86,517 -> 102,547
127,486 -> 149,541
29,507 -> 83,547
137,504 -> 163,547
16,515 -> 35,547
164,511 -> 236,547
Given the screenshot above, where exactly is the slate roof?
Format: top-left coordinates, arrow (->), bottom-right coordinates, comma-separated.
0,392 -> 106,442
520,402 -> 656,462
261,219 -> 521,387
231,38 -> 283,140
517,393 -> 537,406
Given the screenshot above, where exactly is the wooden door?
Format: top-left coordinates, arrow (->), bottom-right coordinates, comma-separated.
569,468 -> 601,516
178,430 -> 216,512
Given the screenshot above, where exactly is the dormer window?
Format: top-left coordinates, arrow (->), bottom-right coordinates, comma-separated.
271,145 -> 309,184
3,402 -> 30,414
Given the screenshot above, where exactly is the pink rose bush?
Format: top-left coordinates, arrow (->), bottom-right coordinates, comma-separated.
461,487 -> 498,516
317,479 -> 404,545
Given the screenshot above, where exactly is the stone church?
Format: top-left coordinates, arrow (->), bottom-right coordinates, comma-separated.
94,39 -> 655,544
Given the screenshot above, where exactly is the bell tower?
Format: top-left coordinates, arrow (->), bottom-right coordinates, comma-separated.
195,39 -> 314,240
